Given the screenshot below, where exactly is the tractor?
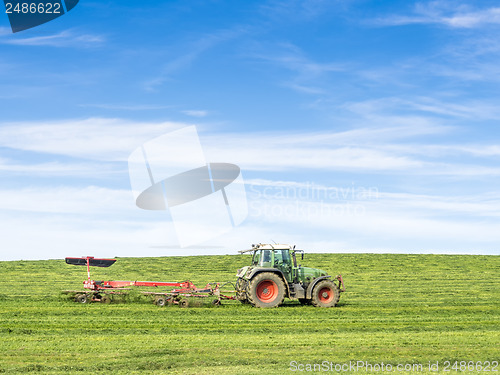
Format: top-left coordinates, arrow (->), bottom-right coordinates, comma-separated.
235,244 -> 345,308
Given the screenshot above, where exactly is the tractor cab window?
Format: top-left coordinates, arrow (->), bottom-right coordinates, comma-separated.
252,251 -> 260,265
262,250 -> 272,266
282,250 -> 291,265
252,249 -> 273,266
273,249 -> 291,265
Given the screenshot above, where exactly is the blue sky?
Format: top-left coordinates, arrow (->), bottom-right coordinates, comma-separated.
1,0 -> 500,260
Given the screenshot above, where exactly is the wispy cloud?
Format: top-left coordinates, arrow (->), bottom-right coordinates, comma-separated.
0,27 -> 11,36
182,110 -> 209,118
0,158 -> 123,177
260,0 -> 348,23
0,209 -> 177,260
201,124 -> 500,176
143,27 -> 249,91
2,117 -> 500,258
243,185 -> 500,253
3,117 -> 498,177
344,96 -> 500,121
204,141 -> 500,177
0,30 -> 105,47
375,3 -> 500,28
246,178 -> 500,218
358,3 -> 500,86
251,43 -> 345,95
264,45 -> 345,76
0,118 -> 187,161
0,186 -> 132,215
80,103 -> 172,111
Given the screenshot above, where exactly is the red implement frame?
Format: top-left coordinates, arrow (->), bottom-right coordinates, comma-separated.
64,256 -> 236,304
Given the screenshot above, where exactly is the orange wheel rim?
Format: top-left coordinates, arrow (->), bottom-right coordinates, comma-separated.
256,280 -> 278,302
318,287 -> 334,303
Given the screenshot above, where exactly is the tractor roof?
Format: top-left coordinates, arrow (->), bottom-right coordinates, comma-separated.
253,243 -> 294,250
238,243 -> 297,253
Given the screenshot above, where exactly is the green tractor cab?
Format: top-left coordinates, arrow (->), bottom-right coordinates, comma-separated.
236,244 -> 345,308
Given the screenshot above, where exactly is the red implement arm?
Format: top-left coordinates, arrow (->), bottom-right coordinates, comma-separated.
66,256 -> 198,291
86,279 -> 197,291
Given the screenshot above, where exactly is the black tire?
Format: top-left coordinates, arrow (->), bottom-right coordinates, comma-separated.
179,299 -> 189,308
247,272 -> 285,308
75,294 -> 88,304
101,295 -> 112,304
311,280 -> 340,307
155,296 -> 167,307
236,278 -> 250,304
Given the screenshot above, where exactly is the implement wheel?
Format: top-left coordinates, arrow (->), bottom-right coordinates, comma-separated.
236,278 -> 250,304
247,272 -> 285,308
101,295 -> 112,304
155,296 -> 167,307
311,280 -> 340,308
75,294 -> 88,304
179,299 -> 189,308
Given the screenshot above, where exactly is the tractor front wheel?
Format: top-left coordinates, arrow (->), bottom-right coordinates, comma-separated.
236,278 -> 250,304
311,280 -> 340,307
247,272 -> 285,308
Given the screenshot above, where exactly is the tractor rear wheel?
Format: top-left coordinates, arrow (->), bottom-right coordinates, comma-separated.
311,280 -> 340,307
247,272 -> 285,308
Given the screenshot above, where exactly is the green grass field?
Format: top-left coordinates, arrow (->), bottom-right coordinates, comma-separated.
0,253 -> 498,374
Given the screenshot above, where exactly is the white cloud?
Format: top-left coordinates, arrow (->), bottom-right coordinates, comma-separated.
0,185 -> 183,260
182,110 -> 209,117
0,27 -> 11,36
0,118 -> 188,161
250,43 -> 346,95
0,30 -> 105,47
205,123 -> 449,150
259,0 -> 344,23
247,178 -> 500,217
362,4 -> 500,85
1,178 -> 499,260
201,125 -> 445,172
0,212 -> 179,261
220,145 -> 422,171
284,83 -> 326,94
243,190 -> 500,254
0,186 -> 133,215
346,96 -> 500,121
376,4 -> 500,29
0,158 -> 122,177
268,52 -> 345,77
144,27 -> 248,91
2,117 -> 498,177
80,103 -> 172,111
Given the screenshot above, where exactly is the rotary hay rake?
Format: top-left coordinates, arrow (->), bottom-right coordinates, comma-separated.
62,256 -> 237,307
